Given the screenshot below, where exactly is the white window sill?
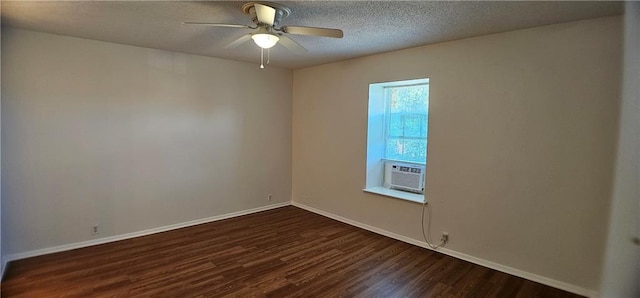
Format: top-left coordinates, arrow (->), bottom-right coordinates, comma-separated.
363,187 -> 426,204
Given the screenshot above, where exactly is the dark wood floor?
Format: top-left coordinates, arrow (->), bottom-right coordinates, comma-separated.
2,206 -> 582,297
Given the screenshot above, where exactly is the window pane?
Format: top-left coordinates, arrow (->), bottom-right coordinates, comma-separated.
388,114 -> 427,138
385,138 -> 427,163
385,137 -> 404,160
388,113 -> 404,137
403,114 -> 424,138
389,85 -> 428,114
402,139 -> 427,163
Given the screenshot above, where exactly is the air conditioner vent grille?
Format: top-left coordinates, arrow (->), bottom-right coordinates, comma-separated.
389,164 -> 425,194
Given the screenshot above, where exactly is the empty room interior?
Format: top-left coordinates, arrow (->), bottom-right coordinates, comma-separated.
0,1 -> 638,297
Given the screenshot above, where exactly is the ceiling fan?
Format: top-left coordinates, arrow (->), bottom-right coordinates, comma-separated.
183,1 -> 344,68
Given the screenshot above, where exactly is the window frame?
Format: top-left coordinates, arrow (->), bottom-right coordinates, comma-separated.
364,78 -> 430,203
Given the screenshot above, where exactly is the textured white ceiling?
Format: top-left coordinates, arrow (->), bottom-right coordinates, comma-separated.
1,1 -> 623,69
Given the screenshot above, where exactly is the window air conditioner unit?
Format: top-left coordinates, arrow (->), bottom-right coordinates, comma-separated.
389,164 -> 425,194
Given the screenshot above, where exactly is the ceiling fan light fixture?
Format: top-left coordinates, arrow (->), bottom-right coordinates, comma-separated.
252,33 -> 279,49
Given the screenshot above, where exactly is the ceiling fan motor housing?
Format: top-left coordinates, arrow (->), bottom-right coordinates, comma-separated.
242,2 -> 291,27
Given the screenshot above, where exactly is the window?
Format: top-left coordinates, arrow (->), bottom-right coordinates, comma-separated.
384,84 -> 429,163
364,78 -> 429,203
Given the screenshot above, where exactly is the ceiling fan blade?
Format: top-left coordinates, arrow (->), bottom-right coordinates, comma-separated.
278,35 -> 308,54
282,26 -> 344,38
225,34 -> 252,48
254,3 -> 276,26
182,22 -> 253,29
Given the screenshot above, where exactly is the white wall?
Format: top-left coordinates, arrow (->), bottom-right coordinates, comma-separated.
600,3 -> 640,297
1,28 -> 292,255
292,16 -> 621,293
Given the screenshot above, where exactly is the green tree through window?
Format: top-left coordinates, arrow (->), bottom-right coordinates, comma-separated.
384,84 -> 429,163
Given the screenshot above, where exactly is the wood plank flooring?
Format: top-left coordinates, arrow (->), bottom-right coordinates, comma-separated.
2,206 -> 582,297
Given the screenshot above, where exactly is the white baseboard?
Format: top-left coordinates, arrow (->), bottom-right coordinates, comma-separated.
291,201 -> 598,298
3,202 -> 291,267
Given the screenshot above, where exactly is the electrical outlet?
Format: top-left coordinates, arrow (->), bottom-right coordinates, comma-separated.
441,232 -> 449,243
92,224 -> 100,235
268,194 -> 273,202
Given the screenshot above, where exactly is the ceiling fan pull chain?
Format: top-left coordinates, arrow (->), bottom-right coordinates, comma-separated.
260,47 -> 265,69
